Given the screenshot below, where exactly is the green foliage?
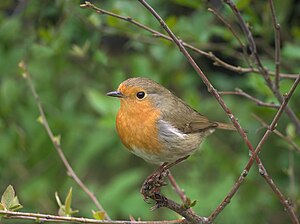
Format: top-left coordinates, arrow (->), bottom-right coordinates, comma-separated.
0,185 -> 22,212
55,188 -> 78,217
0,0 -> 299,223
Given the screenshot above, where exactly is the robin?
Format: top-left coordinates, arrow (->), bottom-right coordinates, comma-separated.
107,77 -> 236,168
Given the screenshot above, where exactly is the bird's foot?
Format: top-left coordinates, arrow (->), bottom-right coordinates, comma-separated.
140,169 -> 169,200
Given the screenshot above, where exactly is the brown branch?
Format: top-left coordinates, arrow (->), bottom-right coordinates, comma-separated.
136,1 -> 300,223
209,76 -> 300,223
252,114 -> 300,153
168,172 -> 187,203
224,0 -> 300,135
0,210 -> 182,224
219,88 -> 280,109
18,61 -> 110,220
208,7 -> 252,69
288,151 -> 297,212
79,1 -> 299,80
151,193 -> 205,224
269,0 -> 281,89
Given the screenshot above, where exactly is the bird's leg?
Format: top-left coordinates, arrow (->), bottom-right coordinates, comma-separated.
162,155 -> 190,171
140,155 -> 190,200
140,163 -> 169,200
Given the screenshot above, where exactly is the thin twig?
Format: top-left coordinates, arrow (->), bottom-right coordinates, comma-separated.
209,76 -> 300,223
79,1 -> 299,80
219,88 -> 280,109
252,114 -> 300,153
224,0 -> 300,135
18,61 -> 110,220
136,0 -> 259,221
0,210 -> 182,224
288,150 -> 297,212
269,0 -> 281,89
136,1 -> 300,223
208,7 -> 252,69
167,172 -> 187,203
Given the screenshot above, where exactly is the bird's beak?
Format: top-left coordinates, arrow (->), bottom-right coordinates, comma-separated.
106,91 -> 124,98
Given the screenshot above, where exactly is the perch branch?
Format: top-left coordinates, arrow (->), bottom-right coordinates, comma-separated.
136,1 -> 300,223
18,61 -> 110,220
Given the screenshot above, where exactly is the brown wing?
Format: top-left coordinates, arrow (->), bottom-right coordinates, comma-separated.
183,119 -> 218,134
159,94 -> 218,134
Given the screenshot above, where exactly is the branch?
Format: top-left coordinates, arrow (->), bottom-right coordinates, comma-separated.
0,210 -> 182,224
208,7 -> 252,69
18,61 -> 110,220
209,76 -> 300,223
150,194 -> 205,224
224,0 -> 300,135
219,88 -> 280,109
135,1 -> 300,223
168,172 -> 187,203
79,1 -> 299,80
252,114 -> 300,153
268,0 -> 281,89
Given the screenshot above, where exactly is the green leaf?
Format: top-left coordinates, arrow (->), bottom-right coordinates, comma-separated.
1,185 -> 15,209
56,188 -> 78,217
8,203 -> 23,211
92,210 -> 106,220
0,203 -> 5,210
1,185 -> 22,211
190,200 -> 197,207
55,192 -> 62,207
64,188 -> 73,216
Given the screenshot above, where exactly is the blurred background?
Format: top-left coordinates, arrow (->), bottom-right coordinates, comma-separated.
0,0 -> 299,223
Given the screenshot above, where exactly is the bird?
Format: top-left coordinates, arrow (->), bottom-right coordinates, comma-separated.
107,77 -> 236,168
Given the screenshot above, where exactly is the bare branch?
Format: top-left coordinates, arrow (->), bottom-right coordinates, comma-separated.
219,88 -> 280,109
224,0 -> 300,135
252,114 -> 300,153
208,7 -> 252,69
0,210 -> 182,224
18,61 -> 110,220
168,172 -> 187,203
136,0 -> 300,222
79,1 -> 299,80
269,0 -> 281,89
209,76 -> 300,223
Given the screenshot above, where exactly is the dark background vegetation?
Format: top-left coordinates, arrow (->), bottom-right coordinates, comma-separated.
0,0 -> 299,223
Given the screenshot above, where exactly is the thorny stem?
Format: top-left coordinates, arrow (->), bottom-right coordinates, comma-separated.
18,61 -> 110,220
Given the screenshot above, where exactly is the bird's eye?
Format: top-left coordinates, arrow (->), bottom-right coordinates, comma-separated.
136,91 -> 146,99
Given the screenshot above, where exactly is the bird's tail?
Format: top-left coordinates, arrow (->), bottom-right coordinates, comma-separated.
215,121 -> 237,131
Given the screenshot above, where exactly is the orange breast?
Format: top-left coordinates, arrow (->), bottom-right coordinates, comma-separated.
116,98 -> 162,155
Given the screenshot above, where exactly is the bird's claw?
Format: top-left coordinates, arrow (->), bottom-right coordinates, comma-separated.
140,169 -> 169,200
